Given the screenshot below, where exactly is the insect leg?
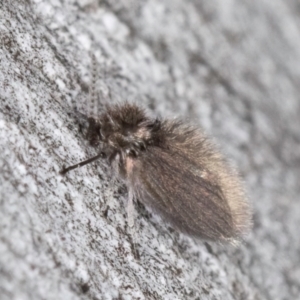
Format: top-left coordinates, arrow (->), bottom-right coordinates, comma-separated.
127,188 -> 135,230
127,187 -> 139,259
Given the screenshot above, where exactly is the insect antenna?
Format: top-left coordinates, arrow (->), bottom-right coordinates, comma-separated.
87,52 -> 99,119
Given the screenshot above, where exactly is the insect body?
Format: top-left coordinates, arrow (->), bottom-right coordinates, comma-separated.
61,103 -> 251,242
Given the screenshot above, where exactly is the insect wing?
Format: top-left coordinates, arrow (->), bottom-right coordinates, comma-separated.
131,146 -> 235,241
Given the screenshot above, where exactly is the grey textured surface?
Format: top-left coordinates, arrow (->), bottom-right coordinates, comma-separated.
1,0 -> 300,299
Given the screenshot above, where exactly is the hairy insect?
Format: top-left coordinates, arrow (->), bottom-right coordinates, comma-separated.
60,102 -> 252,242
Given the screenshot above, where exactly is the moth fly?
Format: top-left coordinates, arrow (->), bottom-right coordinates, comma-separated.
60,56 -> 252,243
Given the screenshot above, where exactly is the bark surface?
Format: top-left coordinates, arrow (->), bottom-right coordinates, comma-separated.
1,0 -> 300,299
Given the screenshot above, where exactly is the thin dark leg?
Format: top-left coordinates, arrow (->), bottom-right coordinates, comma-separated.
60,152 -> 105,175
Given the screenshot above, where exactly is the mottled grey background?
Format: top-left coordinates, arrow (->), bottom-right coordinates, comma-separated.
1,0 -> 300,299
